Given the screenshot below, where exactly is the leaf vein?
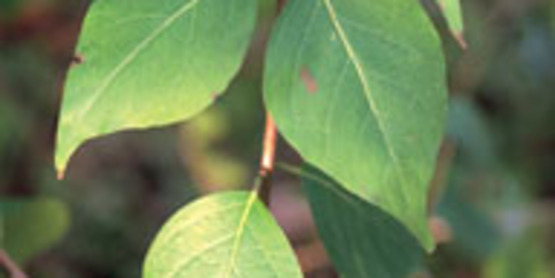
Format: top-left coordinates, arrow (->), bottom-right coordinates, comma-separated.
166,234 -> 234,278
220,191 -> 259,278
76,0 -> 202,121
321,0 -> 404,186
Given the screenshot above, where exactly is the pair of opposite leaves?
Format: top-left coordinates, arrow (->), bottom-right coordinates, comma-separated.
56,0 -> 455,277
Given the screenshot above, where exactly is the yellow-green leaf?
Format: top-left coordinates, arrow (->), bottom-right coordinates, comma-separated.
56,0 -> 257,173
0,198 -> 70,264
437,0 -> 466,47
143,191 -> 302,278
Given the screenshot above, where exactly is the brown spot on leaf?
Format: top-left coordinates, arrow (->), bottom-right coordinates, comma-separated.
70,53 -> 85,67
211,92 -> 221,101
300,67 -> 318,94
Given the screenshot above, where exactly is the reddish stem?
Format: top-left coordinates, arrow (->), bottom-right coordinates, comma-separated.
258,112 -> 278,205
0,250 -> 27,278
257,0 -> 285,205
260,113 -> 277,174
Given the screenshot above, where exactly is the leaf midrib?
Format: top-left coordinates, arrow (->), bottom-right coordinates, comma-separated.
220,191 -> 259,278
321,0 -> 432,249
321,0 -> 401,172
76,0 -> 202,121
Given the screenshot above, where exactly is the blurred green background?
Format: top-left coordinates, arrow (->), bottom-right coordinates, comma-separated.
0,0 -> 554,277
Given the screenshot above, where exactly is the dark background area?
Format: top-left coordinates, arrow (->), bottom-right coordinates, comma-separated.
1,0 -> 554,277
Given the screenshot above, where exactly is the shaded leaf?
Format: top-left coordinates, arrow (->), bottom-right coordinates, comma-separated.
302,166 -> 424,278
264,0 -> 447,250
0,198 -> 70,264
437,97 -> 501,259
56,0 -> 257,172
436,167 -> 501,260
143,191 -> 302,278
447,97 -> 497,169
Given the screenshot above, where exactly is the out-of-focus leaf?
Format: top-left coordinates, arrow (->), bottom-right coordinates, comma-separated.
437,167 -> 501,260
0,198 -> 70,264
439,97 -> 502,259
0,99 -> 27,154
447,97 -> 497,169
143,191 -> 302,278
551,3 -> 555,35
55,0 -> 257,173
178,78 -> 263,192
0,0 -> 21,18
302,166 -> 424,278
485,229 -> 552,278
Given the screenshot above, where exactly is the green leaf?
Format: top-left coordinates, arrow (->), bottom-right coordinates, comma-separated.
143,191 -> 302,278
56,0 -> 257,172
436,0 -> 466,47
264,0 -> 447,250
302,166 -> 424,278
0,198 -> 70,263
437,0 -> 463,34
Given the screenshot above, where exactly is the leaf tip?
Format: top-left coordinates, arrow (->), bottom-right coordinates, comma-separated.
56,169 -> 66,180
453,31 -> 468,50
54,132 -> 78,181
54,142 -> 71,181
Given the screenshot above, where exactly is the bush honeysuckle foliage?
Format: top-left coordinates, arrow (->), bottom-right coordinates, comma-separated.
55,0 -> 463,277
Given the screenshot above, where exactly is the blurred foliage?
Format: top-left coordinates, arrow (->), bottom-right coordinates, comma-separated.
437,166 -> 501,261
179,77 -> 264,192
427,0 -> 555,276
0,198 -> 69,264
0,0 -> 555,277
485,229 -> 554,278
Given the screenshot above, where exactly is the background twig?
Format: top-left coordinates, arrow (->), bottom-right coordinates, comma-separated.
0,250 -> 28,278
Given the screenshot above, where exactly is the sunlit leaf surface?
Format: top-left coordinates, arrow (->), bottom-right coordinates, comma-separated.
143,191 -> 302,278
56,0 -> 257,172
437,0 -> 465,47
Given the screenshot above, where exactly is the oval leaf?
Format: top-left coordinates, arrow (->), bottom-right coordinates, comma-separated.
143,191 -> 302,278
302,166 -> 424,278
56,0 -> 257,172
264,0 -> 447,250
0,198 -> 70,263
